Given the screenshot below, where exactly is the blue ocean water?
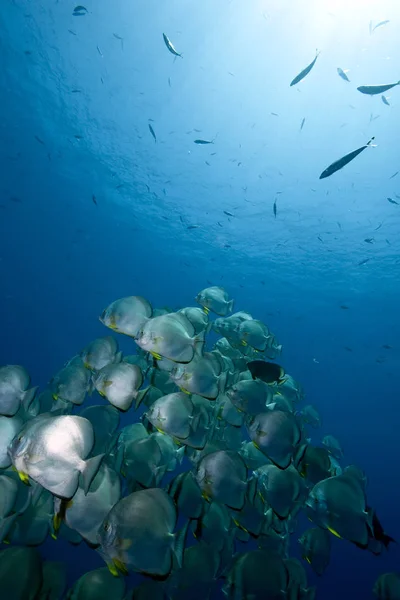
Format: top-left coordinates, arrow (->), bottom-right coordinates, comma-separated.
1,0 -> 400,598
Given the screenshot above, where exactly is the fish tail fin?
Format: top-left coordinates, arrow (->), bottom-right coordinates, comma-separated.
134,387 -> 148,409
382,533 -> 397,549
113,443 -> 125,475
176,445 -> 186,463
173,520 -> 190,569
193,331 -> 206,357
366,506 -> 375,536
114,351 -> 123,364
218,370 -> 228,393
22,386 -> 38,412
81,454 -> 104,494
0,514 -> 17,543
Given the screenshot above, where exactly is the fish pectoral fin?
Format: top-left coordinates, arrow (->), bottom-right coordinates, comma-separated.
112,557 -> 129,576
107,561 -> 120,577
53,514 -> 62,535
180,387 -> 191,395
17,471 -> 30,486
150,351 -> 162,360
327,526 -> 342,539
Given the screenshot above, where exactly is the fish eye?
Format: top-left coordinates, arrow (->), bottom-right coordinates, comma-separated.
103,522 -> 110,531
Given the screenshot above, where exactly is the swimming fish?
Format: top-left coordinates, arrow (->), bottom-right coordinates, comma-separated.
299,527 -> 331,576
322,434 -> 343,459
357,82 -> 400,95
290,50 -> 320,86
81,336 -> 122,371
93,363 -> 143,411
162,33 -> 182,57
65,567 -> 127,599
73,5 -> 88,16
100,296 -> 153,338
50,356 -> 91,406
8,414 -> 104,498
195,450 -> 247,509
319,137 -> 376,179
247,410 -> 302,469
98,487 -> 188,577
0,546 -> 43,600
135,312 -> 205,363
373,573 -> 400,600
381,95 -> 390,105
247,360 -> 285,384
194,139 -> 214,145
196,286 -> 234,317
300,117 -> 306,130
337,68 -> 350,82
387,197 -> 399,205
0,365 -> 37,417
148,123 -> 157,143
273,199 -> 277,218
369,19 -> 390,34
305,466 -> 373,546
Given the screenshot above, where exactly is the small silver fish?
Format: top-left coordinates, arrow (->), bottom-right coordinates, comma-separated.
162,33 -> 182,57
290,50 -> 320,86
337,68 -> 350,82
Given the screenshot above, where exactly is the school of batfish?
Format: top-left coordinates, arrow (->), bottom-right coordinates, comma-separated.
0,287 -> 396,599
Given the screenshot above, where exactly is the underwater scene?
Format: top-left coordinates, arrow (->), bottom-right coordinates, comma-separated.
1,0 -> 400,598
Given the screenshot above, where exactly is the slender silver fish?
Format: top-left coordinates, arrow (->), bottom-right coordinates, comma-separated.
290,50 -> 320,86
319,137 -> 376,179
357,81 -> 400,95
163,33 -> 182,57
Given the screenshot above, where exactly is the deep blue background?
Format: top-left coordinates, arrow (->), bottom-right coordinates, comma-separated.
1,0 -> 399,597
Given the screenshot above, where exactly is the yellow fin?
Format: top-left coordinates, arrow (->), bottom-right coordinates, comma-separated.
113,558 -> 129,576
103,380 -> 113,387
150,351 -> 162,360
53,514 -> 62,534
241,340 -> 247,346
180,387 -> 191,395
203,307 -> 210,314
155,427 -> 165,435
98,391 -> 106,398
3,539 -> 10,545
52,393 -> 58,401
327,526 -> 342,539
107,562 -> 120,577
18,471 -> 30,486
305,556 -> 311,565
